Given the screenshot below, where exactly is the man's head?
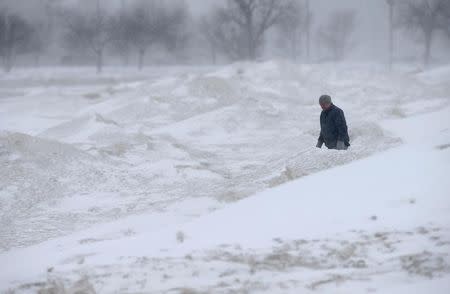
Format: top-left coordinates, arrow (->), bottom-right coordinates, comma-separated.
319,95 -> 332,110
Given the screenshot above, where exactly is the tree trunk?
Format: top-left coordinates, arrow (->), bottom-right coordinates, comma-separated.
96,50 -> 103,74
305,0 -> 311,62
34,53 -> 41,68
3,49 -> 13,73
333,46 -> 339,62
388,2 -> 394,70
4,59 -> 12,73
424,29 -> 433,67
211,44 -> 217,65
3,60 -> 10,73
291,40 -> 296,61
3,15 -> 13,73
122,50 -> 130,67
291,32 -> 298,61
138,48 -> 146,70
246,16 -> 255,60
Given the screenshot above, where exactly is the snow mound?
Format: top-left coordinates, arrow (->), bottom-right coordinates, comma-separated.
0,131 -> 94,164
1,62 -> 449,263
2,108 -> 449,293
41,113 -> 122,144
0,132 -> 110,250
186,76 -> 238,101
269,121 -> 400,186
416,65 -> 450,85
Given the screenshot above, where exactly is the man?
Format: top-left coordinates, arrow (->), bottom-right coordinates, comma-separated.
316,95 -> 350,150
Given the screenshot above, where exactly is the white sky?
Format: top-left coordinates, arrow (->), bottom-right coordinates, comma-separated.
2,0 -> 449,61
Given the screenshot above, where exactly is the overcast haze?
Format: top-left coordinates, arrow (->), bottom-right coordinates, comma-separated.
1,0 -> 450,293
1,0 -> 449,68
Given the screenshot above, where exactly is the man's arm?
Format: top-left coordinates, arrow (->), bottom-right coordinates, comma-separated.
335,109 -> 349,145
316,133 -> 324,148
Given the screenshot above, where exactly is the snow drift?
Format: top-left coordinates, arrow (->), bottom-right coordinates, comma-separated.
0,61 -> 449,292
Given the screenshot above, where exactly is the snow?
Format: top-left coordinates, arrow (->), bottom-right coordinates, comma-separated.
179,107 -> 450,245
416,65 -> 450,85
0,62 -> 449,293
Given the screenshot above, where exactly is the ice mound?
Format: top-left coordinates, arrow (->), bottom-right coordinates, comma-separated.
41,113 -> 122,144
0,131 -> 94,163
103,100 -> 161,125
186,76 -> 237,101
265,121 -> 401,188
0,132 -> 111,250
416,65 -> 450,85
2,62 -> 448,253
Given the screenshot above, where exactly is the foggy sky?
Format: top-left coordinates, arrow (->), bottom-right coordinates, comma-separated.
180,0 -> 449,61
2,0 -> 449,64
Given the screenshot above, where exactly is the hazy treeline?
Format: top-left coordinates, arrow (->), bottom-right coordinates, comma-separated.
0,0 -> 450,73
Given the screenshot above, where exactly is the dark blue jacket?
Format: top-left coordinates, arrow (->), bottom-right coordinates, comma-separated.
318,104 -> 350,149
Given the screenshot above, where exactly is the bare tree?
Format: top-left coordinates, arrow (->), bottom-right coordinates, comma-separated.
386,0 -> 395,69
200,8 -> 247,62
304,0 -> 312,62
63,0 -> 113,73
200,16 -> 219,64
437,0 -> 450,40
161,1 -> 191,63
125,0 -> 190,69
26,22 -> 47,67
200,5 -> 245,64
43,0 -> 59,41
399,0 -> 446,67
127,0 -> 168,70
276,0 -> 305,61
318,10 -> 356,62
110,1 -> 133,66
0,11 -> 32,73
216,0 -> 292,60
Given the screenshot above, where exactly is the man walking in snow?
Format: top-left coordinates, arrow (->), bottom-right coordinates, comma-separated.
316,95 -> 350,150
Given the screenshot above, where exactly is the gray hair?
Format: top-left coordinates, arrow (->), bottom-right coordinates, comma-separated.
319,95 -> 332,104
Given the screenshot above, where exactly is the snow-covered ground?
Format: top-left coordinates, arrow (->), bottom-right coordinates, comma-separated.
0,61 -> 449,293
